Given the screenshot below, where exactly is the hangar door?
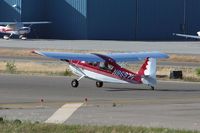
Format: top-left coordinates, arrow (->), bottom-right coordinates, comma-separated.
87,0 -> 137,40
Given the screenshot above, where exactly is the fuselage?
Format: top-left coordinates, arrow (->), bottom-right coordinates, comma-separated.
68,60 -> 142,84
0,26 -> 13,33
0,25 -> 30,35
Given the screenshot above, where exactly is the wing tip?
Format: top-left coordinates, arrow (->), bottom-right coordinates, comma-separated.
31,50 -> 44,56
31,50 -> 39,54
31,50 -> 36,54
159,53 -> 169,59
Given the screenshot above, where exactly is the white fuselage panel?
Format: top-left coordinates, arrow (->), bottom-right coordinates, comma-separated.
69,65 -> 128,84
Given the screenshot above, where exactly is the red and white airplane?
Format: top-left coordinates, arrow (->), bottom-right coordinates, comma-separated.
33,50 -> 169,90
0,21 -> 50,40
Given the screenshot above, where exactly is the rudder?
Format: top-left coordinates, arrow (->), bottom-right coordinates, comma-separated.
138,58 -> 157,87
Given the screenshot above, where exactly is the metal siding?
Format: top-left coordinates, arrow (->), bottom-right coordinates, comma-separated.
186,0 -> 200,38
136,0 -> 184,40
65,0 -> 87,17
0,0 -> 21,21
21,0 -> 46,21
87,0 -> 136,40
21,0 -> 48,38
3,0 -> 21,14
47,0 -> 87,39
1,0 -> 200,40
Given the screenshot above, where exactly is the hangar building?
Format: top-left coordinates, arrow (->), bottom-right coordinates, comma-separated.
0,0 -> 200,40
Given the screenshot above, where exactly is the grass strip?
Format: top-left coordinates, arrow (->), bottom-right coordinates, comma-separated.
0,120 -> 199,133
196,68 -> 200,76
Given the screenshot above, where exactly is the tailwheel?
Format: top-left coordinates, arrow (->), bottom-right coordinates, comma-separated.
96,81 -> 103,88
151,86 -> 155,90
71,79 -> 79,88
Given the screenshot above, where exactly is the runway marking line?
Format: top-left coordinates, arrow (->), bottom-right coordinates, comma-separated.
45,102 -> 83,124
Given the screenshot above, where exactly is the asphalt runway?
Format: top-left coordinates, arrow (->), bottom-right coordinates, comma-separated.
0,74 -> 200,130
0,39 -> 200,54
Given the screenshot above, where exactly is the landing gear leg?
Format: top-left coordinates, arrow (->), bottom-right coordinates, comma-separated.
19,35 -> 23,39
96,81 -> 103,88
3,33 -> 13,40
19,35 -> 27,40
151,86 -> 155,90
8,34 -> 13,39
71,75 -> 85,88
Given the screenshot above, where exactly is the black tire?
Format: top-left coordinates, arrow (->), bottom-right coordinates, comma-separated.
96,81 -> 103,88
71,79 -> 79,88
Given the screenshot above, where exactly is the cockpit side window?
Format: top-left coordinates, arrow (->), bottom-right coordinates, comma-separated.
99,62 -> 114,72
86,61 -> 114,72
108,64 -> 114,71
99,62 -> 105,69
87,62 -> 99,67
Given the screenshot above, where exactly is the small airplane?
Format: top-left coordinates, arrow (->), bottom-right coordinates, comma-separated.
173,32 -> 200,40
0,21 -> 51,40
32,50 -> 169,90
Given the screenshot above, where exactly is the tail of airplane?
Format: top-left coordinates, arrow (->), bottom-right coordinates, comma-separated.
197,31 -> 200,36
138,58 -> 157,88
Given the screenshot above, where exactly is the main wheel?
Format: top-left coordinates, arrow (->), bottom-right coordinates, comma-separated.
21,37 -> 27,40
96,81 -> 103,88
71,79 -> 79,88
3,35 -> 9,40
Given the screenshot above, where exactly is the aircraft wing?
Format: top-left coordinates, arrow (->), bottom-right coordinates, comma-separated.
0,22 -> 16,25
0,22 -> 51,25
33,51 -> 105,62
22,22 -> 51,25
33,51 -> 169,62
173,33 -> 200,39
106,52 -> 169,62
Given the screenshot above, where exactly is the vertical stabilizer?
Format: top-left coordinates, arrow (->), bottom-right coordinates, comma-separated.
138,58 -> 157,87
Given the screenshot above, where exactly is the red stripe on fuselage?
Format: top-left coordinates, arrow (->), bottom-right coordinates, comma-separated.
5,29 -> 13,32
70,60 -> 142,84
0,28 -> 13,33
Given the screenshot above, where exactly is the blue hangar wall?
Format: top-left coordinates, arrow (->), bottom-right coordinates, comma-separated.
0,0 -> 21,21
1,0 -> 200,40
